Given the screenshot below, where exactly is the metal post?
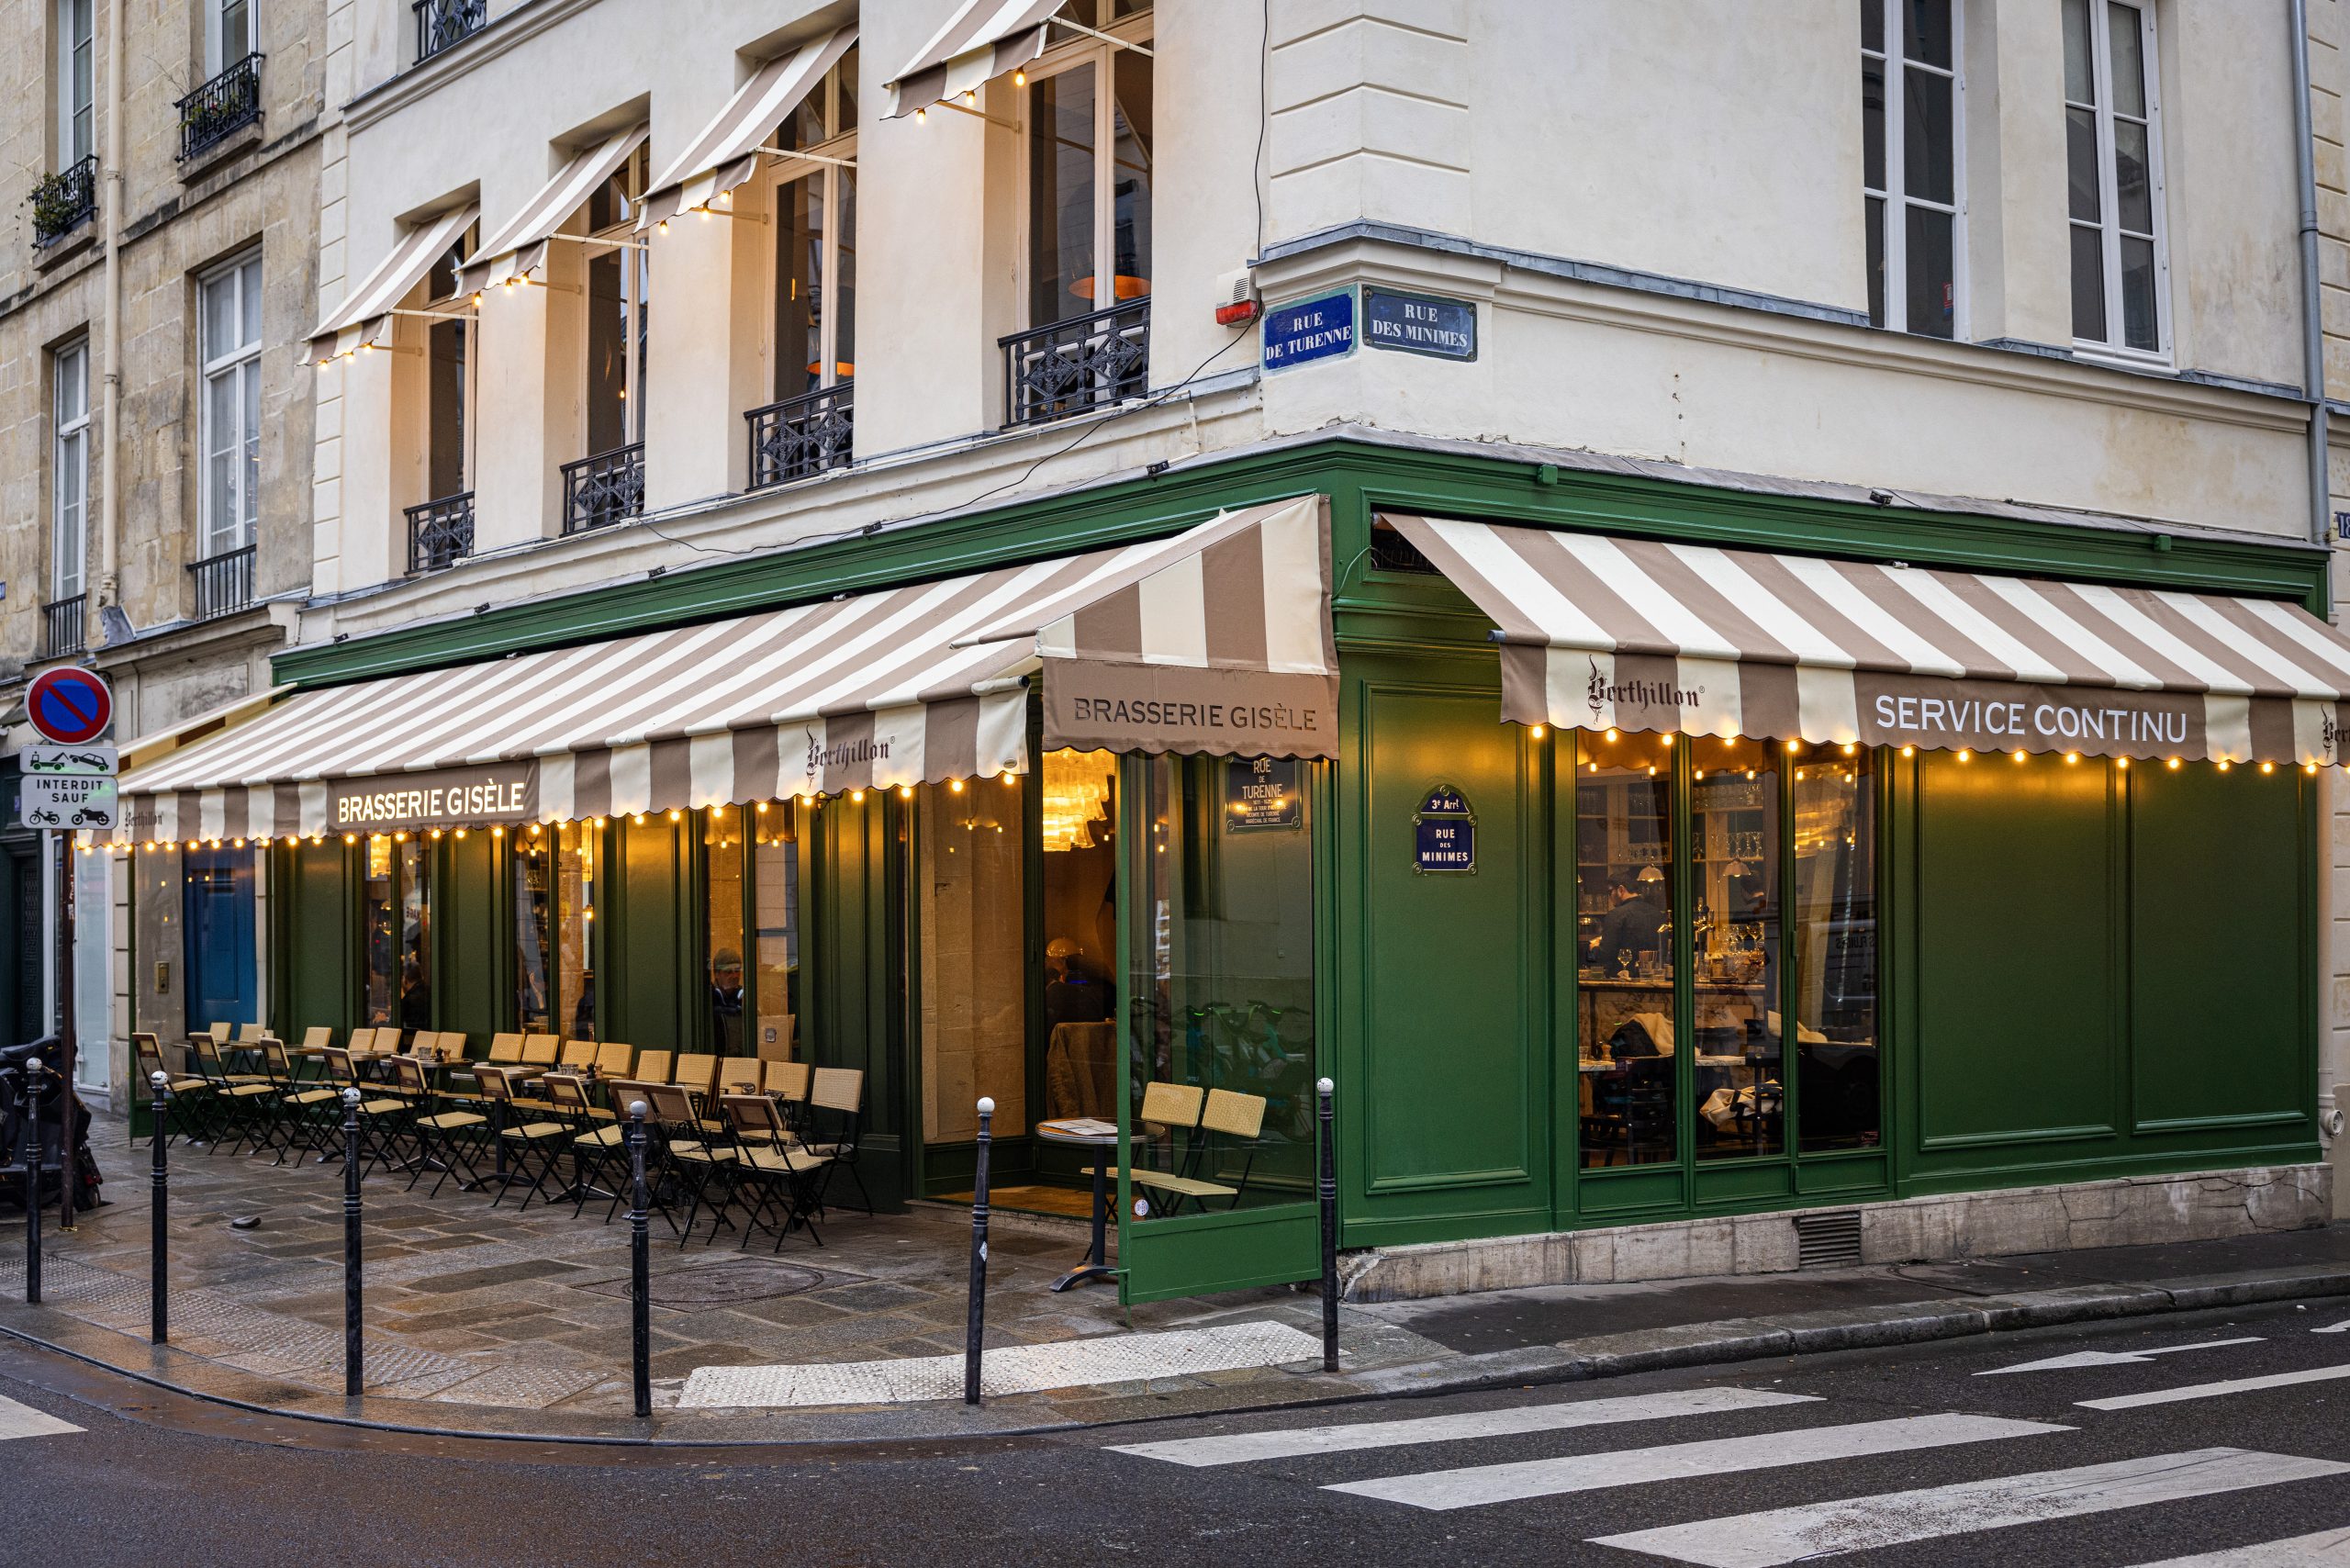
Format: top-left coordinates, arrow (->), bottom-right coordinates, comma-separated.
150,1070 -> 169,1344
628,1101 -> 651,1419
965,1096 -> 993,1406
22,1057 -> 44,1305
55,831 -> 76,1233
1317,1076 -> 1338,1373
341,1087 -> 363,1397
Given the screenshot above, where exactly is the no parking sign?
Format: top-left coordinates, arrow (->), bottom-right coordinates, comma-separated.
26,666 -> 112,745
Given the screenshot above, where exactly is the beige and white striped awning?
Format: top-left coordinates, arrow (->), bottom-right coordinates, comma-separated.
456,124 -> 647,297
637,28 -> 855,230
882,0 -> 1061,118
1387,514 -> 2350,766
114,497 -> 1333,843
308,203 -> 478,364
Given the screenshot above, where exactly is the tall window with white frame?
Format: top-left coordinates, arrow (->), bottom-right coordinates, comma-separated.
58,0 -> 93,164
1861,0 -> 1958,339
573,144 -> 649,531
196,252 -> 262,616
2065,0 -> 2165,356
409,220 -> 478,571
205,0 -> 252,76
1009,3 -> 1152,426
49,340 -> 90,656
754,46 -> 858,488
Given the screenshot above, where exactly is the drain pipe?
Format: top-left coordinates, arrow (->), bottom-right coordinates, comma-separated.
98,0 -> 124,608
2294,0 -> 2330,546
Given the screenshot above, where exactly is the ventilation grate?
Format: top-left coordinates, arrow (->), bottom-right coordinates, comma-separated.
1794,1208 -> 1863,1269
1368,522 -> 1440,575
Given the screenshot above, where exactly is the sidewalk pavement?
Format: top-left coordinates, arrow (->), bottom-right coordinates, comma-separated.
2,1124 -> 2346,1442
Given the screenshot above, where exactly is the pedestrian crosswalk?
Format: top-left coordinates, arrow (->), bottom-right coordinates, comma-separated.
0,1393 -> 81,1442
1107,1381 -> 2350,1562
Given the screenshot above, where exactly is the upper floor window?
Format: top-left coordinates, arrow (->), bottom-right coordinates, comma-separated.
583,144 -> 651,459
198,251 -> 263,557
423,221 -> 477,502
206,0 -> 253,77
2065,0 -> 2165,356
769,48 -> 858,407
52,339 -> 88,601
57,0 -> 93,165
1861,0 -> 1957,339
1024,5 -> 1153,330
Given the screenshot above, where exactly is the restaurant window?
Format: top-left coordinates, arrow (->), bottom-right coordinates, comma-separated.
750,801 -> 800,1057
58,0 -> 93,165
422,220 -> 477,503
584,144 -> 651,459
52,339 -> 89,605
919,777 -> 1026,1144
768,47 -> 857,406
1043,750 -> 1118,1118
1574,729 -> 1678,1168
1691,735 -> 1782,1159
198,250 -> 262,558
362,834 -> 432,1030
2065,0 -> 2165,355
1125,754 -> 1315,1215
1861,0 -> 1958,338
700,803 -> 800,1058
1024,9 -> 1152,330
514,820 -> 595,1037
1795,749 -> 1879,1150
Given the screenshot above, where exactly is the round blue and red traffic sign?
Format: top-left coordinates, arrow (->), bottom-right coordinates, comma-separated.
26,666 -> 112,745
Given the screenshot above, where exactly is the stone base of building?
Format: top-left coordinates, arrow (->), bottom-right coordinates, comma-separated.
1337,1164 -> 2335,1302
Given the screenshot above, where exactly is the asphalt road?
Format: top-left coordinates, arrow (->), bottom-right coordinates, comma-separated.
5,1299 -> 2349,1566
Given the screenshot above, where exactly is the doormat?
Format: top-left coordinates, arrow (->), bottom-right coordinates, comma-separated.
575,1257 -> 854,1308
936,1184 -> 1097,1221
677,1321 -> 1327,1407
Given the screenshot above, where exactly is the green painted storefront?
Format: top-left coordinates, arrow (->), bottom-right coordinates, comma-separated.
237,436 -> 2325,1304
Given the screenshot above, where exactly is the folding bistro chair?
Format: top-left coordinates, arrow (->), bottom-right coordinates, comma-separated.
134,1036 -> 215,1147
648,1082 -> 737,1247
1082,1080 -> 1206,1199
558,1038 -> 598,1072
720,1094 -> 829,1249
1131,1089 -> 1270,1215
717,1058 -> 763,1099
587,1079 -> 677,1229
476,1067 -> 571,1212
187,1036 -> 271,1155
263,1038 -> 342,1163
670,1054 -> 721,1113
207,1021 -> 232,1045
592,1040 -> 635,1081
804,1067 -> 870,1215
392,1054 -> 487,1196
632,1048 -> 673,1088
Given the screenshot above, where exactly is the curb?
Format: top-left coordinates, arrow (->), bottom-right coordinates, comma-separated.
6,1265 -> 2348,1447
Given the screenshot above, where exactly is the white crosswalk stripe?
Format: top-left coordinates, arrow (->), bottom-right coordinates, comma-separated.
0,1394 -> 82,1441
2079,1362 -> 2350,1411
1108,1386 -> 1819,1467
1323,1413 -> 2066,1511
2126,1525 -> 2350,1565
1588,1450 -> 2350,1566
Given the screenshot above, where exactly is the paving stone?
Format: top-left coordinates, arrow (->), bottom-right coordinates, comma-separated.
403,1259 -> 590,1294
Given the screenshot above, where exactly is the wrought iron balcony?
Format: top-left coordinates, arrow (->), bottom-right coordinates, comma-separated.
29,155 -> 97,248
177,53 -> 263,162
561,443 -> 643,534
414,0 -> 487,62
745,385 -> 854,490
39,596 -> 85,661
406,490 -> 476,573
187,543 -> 255,620
1000,297 -> 1149,429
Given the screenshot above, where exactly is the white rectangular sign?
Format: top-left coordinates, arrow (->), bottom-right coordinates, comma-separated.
21,774 -> 118,830
22,743 -> 118,778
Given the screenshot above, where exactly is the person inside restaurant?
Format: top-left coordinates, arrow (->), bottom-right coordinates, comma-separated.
1586,868 -> 1670,976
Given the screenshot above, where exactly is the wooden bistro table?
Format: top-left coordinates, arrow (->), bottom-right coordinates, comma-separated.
1034,1116 -> 1120,1293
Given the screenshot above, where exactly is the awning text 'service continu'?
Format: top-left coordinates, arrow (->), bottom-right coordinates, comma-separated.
1385,513 -> 2350,766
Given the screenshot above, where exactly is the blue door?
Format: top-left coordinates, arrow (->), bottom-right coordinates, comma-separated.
183,846 -> 256,1035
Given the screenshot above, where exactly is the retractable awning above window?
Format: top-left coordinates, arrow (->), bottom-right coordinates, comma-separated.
882,0 -> 1062,118
1385,513 -> 2350,767
636,28 -> 855,230
307,202 -> 478,364
455,123 -> 647,297
114,497 -> 1335,843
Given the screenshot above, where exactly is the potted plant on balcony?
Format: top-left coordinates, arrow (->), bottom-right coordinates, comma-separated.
26,171 -> 90,246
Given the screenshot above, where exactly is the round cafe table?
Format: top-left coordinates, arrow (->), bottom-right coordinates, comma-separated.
1034,1116 -> 1119,1292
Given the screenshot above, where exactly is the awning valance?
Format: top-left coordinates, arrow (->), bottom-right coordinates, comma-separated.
308,203 -> 478,364
637,28 -> 855,230
1386,514 -> 2350,766
115,497 -> 1333,843
456,123 -> 647,297
882,0 -> 1060,118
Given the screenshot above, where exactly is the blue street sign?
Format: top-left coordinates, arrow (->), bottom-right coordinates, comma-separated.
1363,287 -> 1478,361
1261,289 -> 1356,371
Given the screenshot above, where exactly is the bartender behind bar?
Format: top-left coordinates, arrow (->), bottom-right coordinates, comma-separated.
1588,868 -> 1669,973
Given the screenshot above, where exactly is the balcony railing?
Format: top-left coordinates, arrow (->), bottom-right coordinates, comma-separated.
414,0 -> 487,62
187,543 -> 255,620
176,53 -> 263,162
745,385 -> 854,490
29,155 -> 98,248
561,443 -> 643,534
39,596 -> 85,661
1001,297 -> 1150,429
407,490 -> 476,573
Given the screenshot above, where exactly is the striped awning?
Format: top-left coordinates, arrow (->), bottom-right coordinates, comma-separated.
637,28 -> 855,230
308,203 -> 478,364
114,498 -> 1334,843
456,124 -> 647,297
1387,514 -> 2350,767
883,0 -> 1060,118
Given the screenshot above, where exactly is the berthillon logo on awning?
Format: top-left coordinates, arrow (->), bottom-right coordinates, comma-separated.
802,726 -> 890,788
1586,656 -> 1703,722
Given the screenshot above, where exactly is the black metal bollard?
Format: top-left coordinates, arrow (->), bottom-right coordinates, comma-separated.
965,1096 -> 993,1406
341,1087 -> 364,1397
628,1102 -> 651,1419
23,1057 -> 44,1305
150,1071 -> 170,1344
1317,1076 -> 1338,1373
